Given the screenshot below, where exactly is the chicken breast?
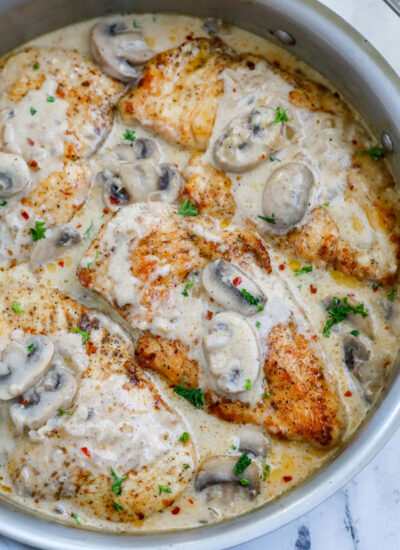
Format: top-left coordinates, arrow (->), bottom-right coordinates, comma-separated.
120,37 -> 234,150
77,203 -> 345,449
0,48 -> 124,268
1,284 -> 195,522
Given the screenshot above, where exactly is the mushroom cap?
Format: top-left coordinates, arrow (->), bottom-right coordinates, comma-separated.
30,224 -> 81,269
98,170 -> 130,212
213,106 -> 287,173
10,363 -> 77,431
261,162 -> 314,234
238,426 -> 270,458
202,259 -> 266,316
115,139 -> 160,163
0,335 -> 54,400
0,152 -> 30,198
91,21 -> 154,82
195,455 -> 260,498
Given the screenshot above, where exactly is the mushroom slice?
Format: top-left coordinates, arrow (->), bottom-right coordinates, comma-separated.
381,298 -> 400,338
0,336 -> 54,400
150,163 -> 182,203
204,312 -> 260,394
115,139 -> 160,163
237,427 -> 270,458
30,224 -> 81,269
10,363 -> 77,431
97,170 -> 131,212
321,295 -> 374,339
261,163 -> 314,234
213,106 -> 286,173
202,259 -> 266,316
341,334 -> 384,402
0,152 -> 30,198
91,21 -> 154,82
119,161 -> 182,204
195,456 -> 260,499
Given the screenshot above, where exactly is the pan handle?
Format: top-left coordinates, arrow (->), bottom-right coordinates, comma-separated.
384,0 -> 400,16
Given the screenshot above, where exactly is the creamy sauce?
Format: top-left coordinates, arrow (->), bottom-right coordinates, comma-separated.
0,11 -> 399,535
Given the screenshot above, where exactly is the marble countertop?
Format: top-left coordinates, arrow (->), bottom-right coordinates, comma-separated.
1,1 -> 400,549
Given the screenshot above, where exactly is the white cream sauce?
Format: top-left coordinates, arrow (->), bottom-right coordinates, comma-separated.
0,11 -> 398,535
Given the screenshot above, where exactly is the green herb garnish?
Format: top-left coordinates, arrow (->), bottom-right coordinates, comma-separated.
112,500 -> 124,513
133,20 -> 142,28
30,221 -> 46,241
269,157 -> 281,162
30,106 -> 37,116
173,379 -> 205,409
322,297 -> 368,337
32,62 -> 39,70
262,392 -> 270,399
274,107 -> 288,123
181,280 -> 194,297
12,301 -> 25,313
350,330 -> 360,337
111,468 -> 128,497
387,289 -> 396,302
358,147 -> 384,161
242,289 -> 264,311
71,327 -> 90,344
47,96 -> 55,103
84,220 -> 94,241
122,128 -> 136,142
72,513 -> 81,526
233,452 -> 252,476
183,463 -> 190,470
158,484 -> 172,496
27,343 -> 35,353
0,200 -> 7,207
239,478 -> 249,486
87,251 -> 99,269
323,201 -> 330,207
255,321 -> 261,328
261,461 -> 270,482
244,378 -> 252,390
293,265 -> 313,276
258,214 -> 276,224
58,405 -> 74,416
178,199 -> 198,216
179,432 -> 190,444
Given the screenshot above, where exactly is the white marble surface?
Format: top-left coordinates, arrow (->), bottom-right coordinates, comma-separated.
1,1 -> 400,549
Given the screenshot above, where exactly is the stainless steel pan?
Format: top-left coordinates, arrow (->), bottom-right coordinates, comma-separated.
0,1 -> 399,548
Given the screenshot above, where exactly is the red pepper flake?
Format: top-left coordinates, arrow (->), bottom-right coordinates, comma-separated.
81,447 -> 91,458
21,399 -> 29,405
205,310 -> 213,320
34,499 -> 39,504
58,260 -> 64,268
103,208 -> 109,215
373,286 -> 379,293
310,284 -> 317,294
283,476 -> 292,482
261,154 -> 266,159
171,506 -> 180,515
349,185 -> 354,190
27,138 -> 34,146
278,264 -> 285,271
29,160 -> 39,170
352,139 -> 358,145
109,195 -> 119,205
232,88 -> 236,93
385,325 -> 390,330
232,276 -> 242,287
20,210 -> 29,220
52,429 -> 58,434
210,297 -> 214,302
344,390 -> 352,397
76,224 -> 82,229
188,499 -> 194,504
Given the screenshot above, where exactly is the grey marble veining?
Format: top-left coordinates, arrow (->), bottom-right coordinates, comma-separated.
1,1 -> 400,549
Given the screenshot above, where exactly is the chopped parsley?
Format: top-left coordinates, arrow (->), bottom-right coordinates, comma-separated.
122,128 -> 136,142
181,280 -> 194,297
32,62 -> 40,70
87,251 -> 100,269
158,484 -> 172,496
71,327 -> 90,344
239,478 -> 249,486
261,461 -> 270,482
179,432 -> 190,444
358,147 -> 384,161
84,220 -> 94,241
47,96 -> 55,103
244,378 -> 252,390
255,321 -> 261,328
242,288 -> 264,311
58,405 -> 75,416
72,513 -> 81,526
350,330 -> 360,337
322,297 -> 368,337
133,20 -> 142,28
30,106 -> 37,116
12,301 -> 25,313
173,379 -> 205,409
262,392 -> 270,399
323,201 -> 330,207
178,199 -> 198,216
112,500 -> 124,513
293,265 -> 313,276
258,214 -> 276,224
373,282 -> 383,290
269,157 -> 281,162
183,463 -> 190,470
231,445 -> 237,450
111,468 -> 128,497
27,343 -> 35,353
0,200 -> 7,207
387,288 -> 396,302
233,452 -> 252,476
29,221 -> 47,241
274,107 -> 288,123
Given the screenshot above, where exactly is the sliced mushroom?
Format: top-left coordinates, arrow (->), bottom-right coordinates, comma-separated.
237,427 -> 270,458
114,139 -> 159,163
195,456 -> 260,499
213,106 -> 287,173
30,225 -> 81,269
91,21 -> 154,82
261,163 -> 313,234
381,298 -> 400,338
341,334 -> 384,402
202,259 -> 266,316
149,163 -> 182,202
204,312 -> 260,394
97,170 -> 130,212
0,336 -> 54,400
322,295 -> 374,339
202,18 -> 231,36
0,152 -> 30,198
10,363 -> 77,431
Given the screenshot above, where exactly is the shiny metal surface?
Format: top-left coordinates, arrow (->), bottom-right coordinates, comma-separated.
0,1 -> 400,548
384,0 -> 400,17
